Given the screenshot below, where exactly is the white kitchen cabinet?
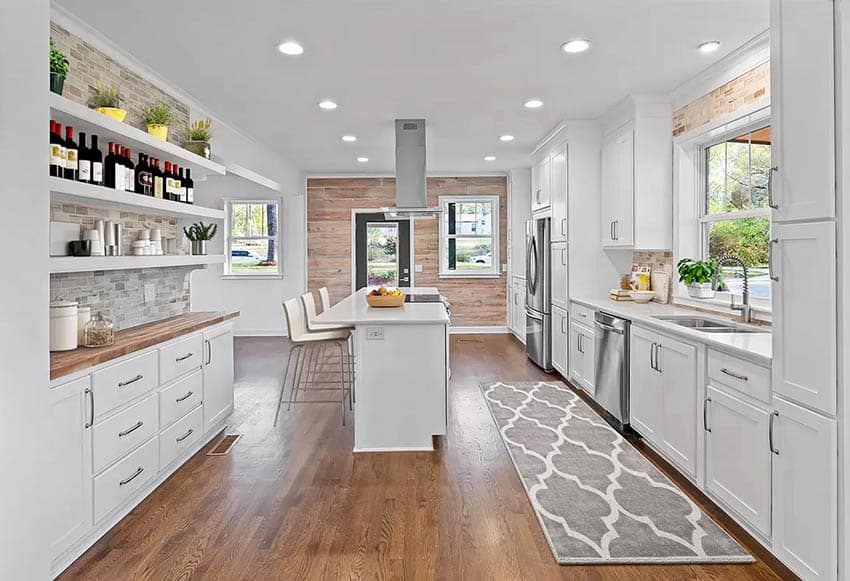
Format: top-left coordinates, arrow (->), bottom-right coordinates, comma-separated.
772,221 -> 836,415
601,130 -> 634,247
772,395 -> 837,580
770,0 -> 835,222
203,324 -> 235,432
551,241 -> 568,309
704,385 -> 772,537
551,305 -> 568,377
629,325 -> 663,444
510,277 -> 526,342
550,145 -> 568,242
569,321 -> 595,394
48,377 -> 93,563
531,155 -> 550,213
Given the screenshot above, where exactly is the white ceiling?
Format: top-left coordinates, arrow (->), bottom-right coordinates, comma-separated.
57,0 -> 768,174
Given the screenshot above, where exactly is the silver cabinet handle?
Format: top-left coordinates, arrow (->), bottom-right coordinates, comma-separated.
85,387 -> 94,428
703,397 -> 712,433
577,334 -> 583,354
650,342 -> 657,371
119,466 -> 144,486
176,428 -> 194,443
769,410 -> 779,455
176,390 -> 194,403
561,218 -> 566,236
535,189 -> 542,204
118,420 -> 144,437
767,166 -> 779,209
656,343 -> 662,373
205,340 -> 212,365
720,368 -> 748,382
613,220 -> 618,241
118,374 -> 143,387
175,352 -> 194,362
561,316 -> 566,334
768,238 -> 779,282
610,221 -> 615,241
561,248 -> 567,266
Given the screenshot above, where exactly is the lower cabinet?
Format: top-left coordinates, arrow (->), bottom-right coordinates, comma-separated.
568,321 -> 595,393
93,436 -> 159,523
510,277 -> 526,342
203,325 -> 235,433
551,306 -> 568,376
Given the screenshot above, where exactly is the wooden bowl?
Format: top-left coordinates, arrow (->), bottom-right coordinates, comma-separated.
366,292 -> 406,308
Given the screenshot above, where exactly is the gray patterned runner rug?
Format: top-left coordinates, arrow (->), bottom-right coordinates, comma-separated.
480,380 -> 754,565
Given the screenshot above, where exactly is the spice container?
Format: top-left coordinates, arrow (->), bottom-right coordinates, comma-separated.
50,299 -> 79,351
83,312 -> 115,348
619,274 -> 633,291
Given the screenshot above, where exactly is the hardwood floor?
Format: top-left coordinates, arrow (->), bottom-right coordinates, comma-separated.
60,334 -> 795,580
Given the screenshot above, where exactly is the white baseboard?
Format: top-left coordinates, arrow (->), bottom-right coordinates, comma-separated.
510,330 -> 527,345
449,326 -> 510,334
233,329 -> 287,337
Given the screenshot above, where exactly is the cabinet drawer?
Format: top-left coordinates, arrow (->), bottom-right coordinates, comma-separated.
708,349 -> 770,404
93,435 -> 158,523
570,302 -> 595,329
92,351 -> 158,420
160,405 -> 203,470
160,369 -> 203,429
159,334 -> 204,385
92,393 -> 158,474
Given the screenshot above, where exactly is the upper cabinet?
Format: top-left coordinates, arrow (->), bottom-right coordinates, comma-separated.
600,95 -> 672,249
549,145 -> 568,242
531,155 -> 551,213
769,0 -> 835,222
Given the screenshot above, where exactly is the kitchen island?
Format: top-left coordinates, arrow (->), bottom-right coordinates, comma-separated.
314,287 -> 450,452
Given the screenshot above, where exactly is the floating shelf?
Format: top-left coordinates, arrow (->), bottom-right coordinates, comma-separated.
49,254 -> 224,274
49,93 -> 226,177
49,177 -> 225,220
221,163 -> 282,192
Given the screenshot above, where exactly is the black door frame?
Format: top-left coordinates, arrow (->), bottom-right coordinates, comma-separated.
351,209 -> 414,292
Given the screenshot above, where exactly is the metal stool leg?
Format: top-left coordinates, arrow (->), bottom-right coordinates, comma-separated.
288,343 -> 309,410
275,343 -> 302,426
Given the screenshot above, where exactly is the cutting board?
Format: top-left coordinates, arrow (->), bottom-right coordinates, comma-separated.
651,270 -> 670,304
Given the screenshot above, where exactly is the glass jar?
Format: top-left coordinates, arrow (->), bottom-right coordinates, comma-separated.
84,312 -> 115,348
619,274 -> 633,291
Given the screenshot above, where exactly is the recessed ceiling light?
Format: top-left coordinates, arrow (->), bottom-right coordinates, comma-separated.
277,40 -> 304,56
524,99 -> 544,109
484,156 -> 496,161
499,134 -> 515,142
561,39 -> 591,54
698,40 -> 721,54
342,135 -> 357,142
318,100 -> 338,110
357,156 -> 369,163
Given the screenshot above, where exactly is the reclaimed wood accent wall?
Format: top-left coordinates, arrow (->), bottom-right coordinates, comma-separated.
307,176 -> 508,328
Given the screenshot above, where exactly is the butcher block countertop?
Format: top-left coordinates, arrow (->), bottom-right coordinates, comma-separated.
51,311 -> 240,380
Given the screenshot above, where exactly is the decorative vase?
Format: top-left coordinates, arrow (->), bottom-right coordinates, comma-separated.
687,283 -> 716,299
184,140 -> 210,159
50,72 -> 65,95
147,124 -> 169,141
191,240 -> 207,256
95,107 -> 127,122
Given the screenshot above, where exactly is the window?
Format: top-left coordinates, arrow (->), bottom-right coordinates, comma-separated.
224,199 -> 282,277
701,126 -> 771,301
366,222 -> 400,286
438,195 -> 500,277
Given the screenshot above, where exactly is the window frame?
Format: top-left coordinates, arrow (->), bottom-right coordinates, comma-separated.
222,198 -> 283,279
437,194 -> 501,279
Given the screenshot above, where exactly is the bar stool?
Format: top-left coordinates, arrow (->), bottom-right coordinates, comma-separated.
318,287 -> 332,313
303,290 -> 357,403
274,298 -> 353,426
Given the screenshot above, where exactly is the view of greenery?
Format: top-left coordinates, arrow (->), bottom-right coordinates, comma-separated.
443,200 -> 494,272
229,202 -> 279,274
366,224 -> 399,286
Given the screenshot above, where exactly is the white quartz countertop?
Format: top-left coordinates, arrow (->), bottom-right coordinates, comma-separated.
572,297 -> 772,365
315,287 -> 450,326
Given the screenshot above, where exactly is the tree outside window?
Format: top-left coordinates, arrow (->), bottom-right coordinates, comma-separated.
225,200 -> 282,277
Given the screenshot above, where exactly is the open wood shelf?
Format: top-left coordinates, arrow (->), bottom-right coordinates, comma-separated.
49,254 -> 224,274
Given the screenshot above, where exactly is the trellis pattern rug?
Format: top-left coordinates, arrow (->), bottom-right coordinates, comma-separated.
480,380 -> 754,565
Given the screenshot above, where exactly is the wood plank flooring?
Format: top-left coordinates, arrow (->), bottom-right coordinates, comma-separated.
60,334 -> 795,580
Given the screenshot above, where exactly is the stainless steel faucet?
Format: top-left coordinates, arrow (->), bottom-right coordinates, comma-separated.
712,255 -> 752,323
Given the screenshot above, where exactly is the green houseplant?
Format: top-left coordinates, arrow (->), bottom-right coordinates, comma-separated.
184,118 -> 212,159
89,80 -> 126,122
140,102 -> 173,141
49,38 -> 69,95
677,257 -> 719,299
184,222 -> 218,256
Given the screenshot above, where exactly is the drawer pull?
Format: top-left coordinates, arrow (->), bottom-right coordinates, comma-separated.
176,428 -> 194,443
85,387 -> 94,428
720,368 -> 748,382
119,466 -> 144,486
118,374 -> 143,387
175,352 -> 194,362
176,390 -> 194,403
118,420 -> 144,437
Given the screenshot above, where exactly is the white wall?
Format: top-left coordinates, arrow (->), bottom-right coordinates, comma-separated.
0,1 -> 51,578
508,168 -> 531,279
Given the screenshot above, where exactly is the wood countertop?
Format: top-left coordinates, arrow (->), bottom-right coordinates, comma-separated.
51,311 -> 240,381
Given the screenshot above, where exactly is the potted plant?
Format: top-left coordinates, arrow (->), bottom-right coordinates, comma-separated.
184,222 -> 217,256
185,118 -> 212,159
89,80 -> 126,122
140,102 -> 173,141
50,38 -> 69,95
677,258 -> 719,299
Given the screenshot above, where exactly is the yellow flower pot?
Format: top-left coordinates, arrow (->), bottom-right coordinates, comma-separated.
147,124 -> 169,141
95,107 -> 127,122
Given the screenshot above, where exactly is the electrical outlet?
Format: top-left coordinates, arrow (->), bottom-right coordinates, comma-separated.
366,327 -> 385,341
144,284 -> 155,304
502,263 -> 508,272
415,264 -> 423,273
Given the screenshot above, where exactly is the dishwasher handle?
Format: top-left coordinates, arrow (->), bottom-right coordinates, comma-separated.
594,321 -> 624,335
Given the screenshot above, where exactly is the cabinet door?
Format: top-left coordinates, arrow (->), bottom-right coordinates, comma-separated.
531,160 -> 541,213
580,328 -> 596,394
772,395 -> 837,580
550,241 -> 568,309
772,221 -> 836,414
614,129 -> 635,246
601,139 -> 618,246
658,334 -> 697,477
770,0 -> 835,222
203,326 -> 235,433
551,306 -> 568,376
550,146 -> 568,241
568,321 -> 584,388
629,326 -> 662,443
48,377 -> 93,561
705,386 -> 771,537
512,281 -> 526,341
531,157 -> 550,212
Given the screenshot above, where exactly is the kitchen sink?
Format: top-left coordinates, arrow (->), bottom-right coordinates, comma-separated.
651,315 -> 769,334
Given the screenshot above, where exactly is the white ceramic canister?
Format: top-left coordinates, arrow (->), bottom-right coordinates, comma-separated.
50,299 -> 79,351
77,305 -> 91,344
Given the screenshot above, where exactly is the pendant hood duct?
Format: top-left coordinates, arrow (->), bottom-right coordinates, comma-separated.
383,119 -> 441,219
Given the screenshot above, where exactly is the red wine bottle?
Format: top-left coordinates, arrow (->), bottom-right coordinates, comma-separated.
173,164 -> 184,202
135,152 -> 153,196
77,132 -> 91,183
151,158 -> 164,199
50,120 -> 63,177
89,135 -> 103,186
63,126 -> 78,181
124,148 -> 135,193
184,168 -> 194,205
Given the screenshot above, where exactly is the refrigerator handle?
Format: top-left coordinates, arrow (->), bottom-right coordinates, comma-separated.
525,235 -> 533,292
528,236 -> 538,295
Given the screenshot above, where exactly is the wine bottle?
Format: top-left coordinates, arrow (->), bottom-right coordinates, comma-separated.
106,142 -> 125,190
90,135 -> 103,186
63,126 -> 78,181
184,168 -> 194,205
50,120 -> 63,177
152,158 -> 164,199
135,153 -> 153,196
173,164 -> 184,202
78,132 -> 91,183
164,161 -> 174,201
124,148 -> 135,193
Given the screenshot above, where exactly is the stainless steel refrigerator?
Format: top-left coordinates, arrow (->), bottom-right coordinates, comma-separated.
525,217 -> 551,370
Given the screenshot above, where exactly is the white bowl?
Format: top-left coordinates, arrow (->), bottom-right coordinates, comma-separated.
631,290 -> 655,304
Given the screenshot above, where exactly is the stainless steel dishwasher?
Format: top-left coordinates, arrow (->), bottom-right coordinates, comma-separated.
593,311 -> 630,429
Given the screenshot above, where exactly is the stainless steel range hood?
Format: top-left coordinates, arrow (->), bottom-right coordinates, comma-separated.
383,119 -> 441,219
